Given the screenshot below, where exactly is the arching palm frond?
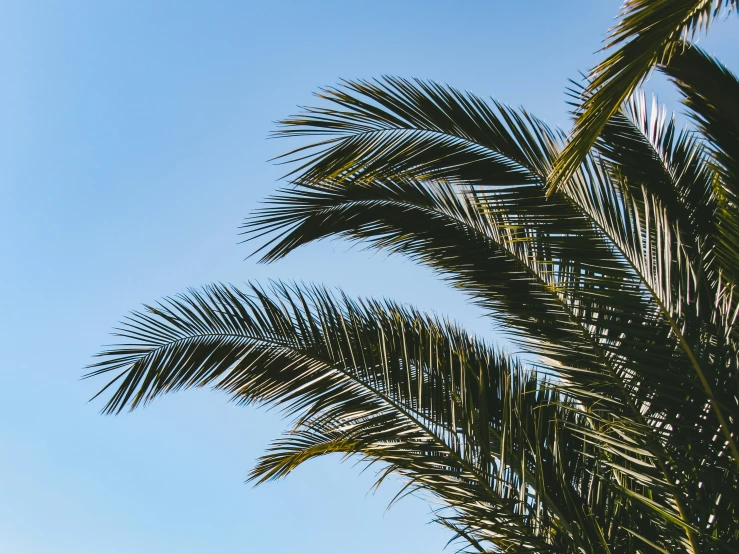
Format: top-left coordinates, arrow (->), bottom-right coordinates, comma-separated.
550,0 -> 736,192
87,282 -> 663,552
273,77 -> 553,186
254,80 -> 647,367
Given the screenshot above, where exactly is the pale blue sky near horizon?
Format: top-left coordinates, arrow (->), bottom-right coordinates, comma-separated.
1,2 -> 736,553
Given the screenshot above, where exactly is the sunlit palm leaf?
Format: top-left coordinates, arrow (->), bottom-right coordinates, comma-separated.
550,0 -> 736,192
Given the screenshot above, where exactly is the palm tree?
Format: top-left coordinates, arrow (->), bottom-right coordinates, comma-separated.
87,3 -> 738,552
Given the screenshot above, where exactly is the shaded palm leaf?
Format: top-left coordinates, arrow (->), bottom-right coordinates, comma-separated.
659,46 -> 739,338
88,282 -> 636,552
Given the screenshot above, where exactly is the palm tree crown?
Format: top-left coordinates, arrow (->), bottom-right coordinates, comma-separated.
88,3 -> 739,552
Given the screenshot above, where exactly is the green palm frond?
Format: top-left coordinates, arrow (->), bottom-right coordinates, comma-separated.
88,283 -> 606,551
550,0 -> 736,192
90,282 -> 721,552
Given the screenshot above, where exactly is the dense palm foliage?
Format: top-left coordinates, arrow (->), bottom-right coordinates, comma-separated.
88,3 -> 738,552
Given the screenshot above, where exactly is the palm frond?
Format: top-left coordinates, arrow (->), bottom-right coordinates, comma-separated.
550,0 -> 736,192
88,282 -> 704,552
274,77 -> 558,185
659,45 -> 739,311
593,89 -> 716,240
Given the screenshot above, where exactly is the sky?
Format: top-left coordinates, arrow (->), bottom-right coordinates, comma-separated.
1,2 -> 736,553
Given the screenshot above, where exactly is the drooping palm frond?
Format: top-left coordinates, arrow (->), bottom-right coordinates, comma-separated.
550,0 -> 736,192
87,282 -> 668,552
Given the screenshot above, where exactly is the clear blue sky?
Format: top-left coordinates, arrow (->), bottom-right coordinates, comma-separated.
1,2 -> 736,553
